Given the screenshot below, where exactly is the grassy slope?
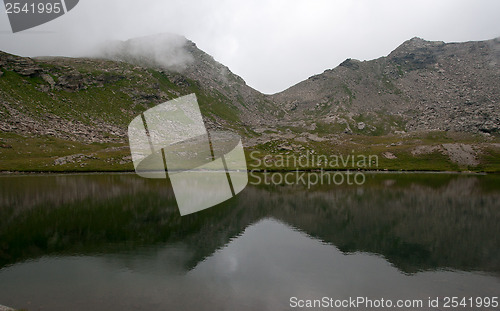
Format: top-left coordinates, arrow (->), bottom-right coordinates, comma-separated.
0,57 -> 246,171
0,59 -> 242,129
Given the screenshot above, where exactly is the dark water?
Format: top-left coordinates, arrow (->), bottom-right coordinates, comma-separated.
0,173 -> 499,310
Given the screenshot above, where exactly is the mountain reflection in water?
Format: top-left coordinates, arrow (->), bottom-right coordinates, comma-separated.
0,173 -> 499,310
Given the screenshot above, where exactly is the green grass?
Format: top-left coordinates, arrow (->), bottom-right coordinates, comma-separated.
1,129 -> 499,173
0,132 -> 132,172
314,121 -> 347,134
1,57 -> 246,129
475,147 -> 500,172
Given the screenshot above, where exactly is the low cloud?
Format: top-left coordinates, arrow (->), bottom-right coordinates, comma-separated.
94,33 -> 195,72
1,0 -> 499,93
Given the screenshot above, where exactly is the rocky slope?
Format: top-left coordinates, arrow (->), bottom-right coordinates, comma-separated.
0,49 -> 263,143
272,37 -> 500,135
0,35 -> 499,172
96,33 -> 280,126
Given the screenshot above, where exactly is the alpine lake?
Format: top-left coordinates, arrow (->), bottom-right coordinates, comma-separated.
0,172 -> 499,310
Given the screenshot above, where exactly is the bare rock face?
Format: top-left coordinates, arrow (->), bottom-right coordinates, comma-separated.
54,153 -> 97,166
41,74 -> 55,89
411,143 -> 480,167
441,144 -> 479,167
382,152 -> 397,159
0,51 -> 42,76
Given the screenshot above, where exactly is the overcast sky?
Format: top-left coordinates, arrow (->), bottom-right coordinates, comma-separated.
1,0 -> 499,94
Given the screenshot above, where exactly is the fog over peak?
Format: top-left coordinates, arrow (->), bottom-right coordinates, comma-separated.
94,33 -> 195,72
0,0 -> 499,93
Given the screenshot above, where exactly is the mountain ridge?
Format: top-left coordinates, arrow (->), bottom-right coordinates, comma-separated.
0,34 -> 499,172
272,36 -> 500,134
93,33 -> 282,126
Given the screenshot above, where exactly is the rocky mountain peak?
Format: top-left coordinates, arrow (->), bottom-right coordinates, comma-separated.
90,33 -> 277,126
387,37 -> 445,66
396,37 -> 445,50
272,36 -> 500,135
338,58 -> 361,70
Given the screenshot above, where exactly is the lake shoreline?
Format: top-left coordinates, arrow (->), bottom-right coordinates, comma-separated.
0,169 -> 494,176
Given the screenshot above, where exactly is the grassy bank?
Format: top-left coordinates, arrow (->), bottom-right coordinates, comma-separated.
1,131 -> 499,173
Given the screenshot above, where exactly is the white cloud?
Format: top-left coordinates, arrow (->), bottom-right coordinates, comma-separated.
0,0 -> 499,94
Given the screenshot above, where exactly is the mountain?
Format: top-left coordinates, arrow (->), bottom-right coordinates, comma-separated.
272,37 -> 500,135
95,33 -> 280,126
0,35 -> 499,172
0,34 -> 278,141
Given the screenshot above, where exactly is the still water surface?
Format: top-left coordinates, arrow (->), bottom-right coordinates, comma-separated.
0,173 -> 499,310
